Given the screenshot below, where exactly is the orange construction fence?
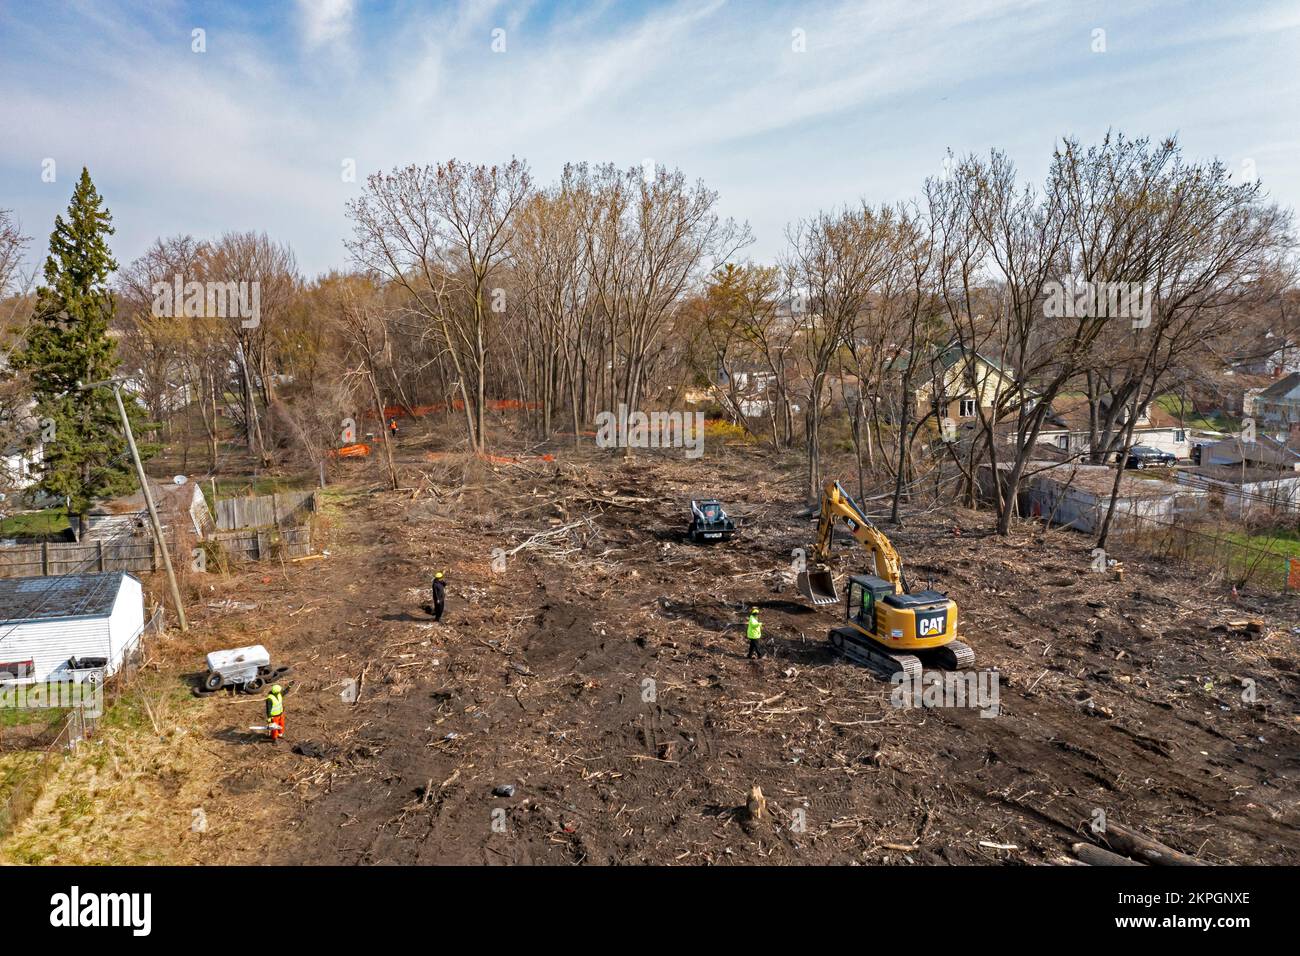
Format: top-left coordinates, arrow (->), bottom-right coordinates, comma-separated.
369,399 -> 541,421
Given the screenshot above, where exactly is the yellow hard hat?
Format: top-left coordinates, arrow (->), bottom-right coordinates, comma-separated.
270,684 -> 282,694
750,607 -> 759,614
435,571 -> 444,579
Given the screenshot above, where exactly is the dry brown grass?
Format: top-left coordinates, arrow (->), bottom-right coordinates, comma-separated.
0,578 -> 287,866
0,675 -> 227,864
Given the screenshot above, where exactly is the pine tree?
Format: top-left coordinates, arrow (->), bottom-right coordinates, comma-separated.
15,168 -> 149,513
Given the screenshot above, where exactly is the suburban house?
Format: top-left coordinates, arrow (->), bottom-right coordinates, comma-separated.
0,571 -> 145,684
715,363 -> 781,417
911,345 -> 1028,424
0,437 -> 42,493
0,397 -> 47,494
1252,372 -> 1300,429
1027,396 -> 1191,460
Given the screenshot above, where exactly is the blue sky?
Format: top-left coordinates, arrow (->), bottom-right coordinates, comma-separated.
1,0 -> 1298,278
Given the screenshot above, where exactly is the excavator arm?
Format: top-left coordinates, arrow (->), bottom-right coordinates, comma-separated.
800,480 -> 906,604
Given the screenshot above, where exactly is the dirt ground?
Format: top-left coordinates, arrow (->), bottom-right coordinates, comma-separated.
9,429 -> 1299,865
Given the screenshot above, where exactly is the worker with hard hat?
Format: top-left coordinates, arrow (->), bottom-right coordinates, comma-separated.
431,571 -> 446,622
745,606 -> 764,659
265,684 -> 285,742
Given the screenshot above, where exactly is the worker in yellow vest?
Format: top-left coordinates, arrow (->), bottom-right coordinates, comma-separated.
266,684 -> 285,742
746,607 -> 764,660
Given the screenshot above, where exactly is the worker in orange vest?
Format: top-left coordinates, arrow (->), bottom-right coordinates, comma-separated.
388,418 -> 399,439
265,684 -> 285,742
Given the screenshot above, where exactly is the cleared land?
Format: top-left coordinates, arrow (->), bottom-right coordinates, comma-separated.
4,432 -> 1298,865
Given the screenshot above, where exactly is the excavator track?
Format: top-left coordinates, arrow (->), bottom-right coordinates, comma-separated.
830,630 -> 977,679
927,639 -> 975,670
829,627 -> 921,680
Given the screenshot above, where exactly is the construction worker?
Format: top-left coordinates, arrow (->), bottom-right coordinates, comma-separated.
266,684 -> 285,742
745,606 -> 764,659
389,418 -> 399,439
431,571 -> 446,622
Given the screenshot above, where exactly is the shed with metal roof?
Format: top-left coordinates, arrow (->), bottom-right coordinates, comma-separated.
0,572 -> 145,684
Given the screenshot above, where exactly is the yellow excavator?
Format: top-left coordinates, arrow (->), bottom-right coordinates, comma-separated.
797,480 -> 974,679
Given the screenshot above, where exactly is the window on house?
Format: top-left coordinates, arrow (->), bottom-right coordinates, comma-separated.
1175,429 -> 1185,442
959,398 -> 977,417
1056,435 -> 1069,450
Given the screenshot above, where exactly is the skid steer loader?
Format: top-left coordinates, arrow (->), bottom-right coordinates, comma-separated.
687,499 -> 739,542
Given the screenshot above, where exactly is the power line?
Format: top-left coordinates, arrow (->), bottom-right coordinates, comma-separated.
0,519 -> 160,655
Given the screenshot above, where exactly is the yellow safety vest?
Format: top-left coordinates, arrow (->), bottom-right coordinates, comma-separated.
267,691 -> 284,717
746,616 -> 762,640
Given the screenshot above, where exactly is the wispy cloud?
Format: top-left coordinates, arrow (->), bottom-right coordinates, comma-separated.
0,0 -> 1296,276
298,0 -> 354,50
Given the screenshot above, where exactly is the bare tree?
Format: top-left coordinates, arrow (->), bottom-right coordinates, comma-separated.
347,158 -> 533,453
1084,137 -> 1295,547
204,231 -> 299,463
785,204 -> 901,500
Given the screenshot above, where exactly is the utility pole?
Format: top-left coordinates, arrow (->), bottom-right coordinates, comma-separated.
111,384 -> 189,632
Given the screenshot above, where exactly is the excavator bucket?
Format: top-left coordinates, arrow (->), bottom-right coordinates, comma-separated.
797,569 -> 839,605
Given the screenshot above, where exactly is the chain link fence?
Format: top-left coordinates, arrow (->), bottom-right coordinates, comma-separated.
0,607 -> 162,840
1106,509 -> 1300,593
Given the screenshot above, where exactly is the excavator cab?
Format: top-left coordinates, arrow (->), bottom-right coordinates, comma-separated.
847,576 -> 884,632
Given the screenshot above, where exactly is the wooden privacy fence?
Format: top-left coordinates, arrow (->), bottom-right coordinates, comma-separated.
0,538 -> 160,579
0,492 -> 317,579
210,524 -> 313,562
214,491 -> 315,531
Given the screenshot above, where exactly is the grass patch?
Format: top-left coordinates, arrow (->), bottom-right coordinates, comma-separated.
1155,393 -> 1239,433
0,701 -> 69,730
0,507 -> 69,539
0,673 -> 219,865
0,751 -> 42,806
1215,528 -> 1300,589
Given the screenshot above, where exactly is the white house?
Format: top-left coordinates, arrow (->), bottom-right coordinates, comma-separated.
0,572 -> 145,684
1027,396 -> 1191,460
1253,371 -> 1300,428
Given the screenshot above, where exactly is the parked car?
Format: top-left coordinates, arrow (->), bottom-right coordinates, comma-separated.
1124,445 -> 1177,469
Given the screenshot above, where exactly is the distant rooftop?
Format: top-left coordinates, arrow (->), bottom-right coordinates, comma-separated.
1187,465 -> 1300,485
1257,371 -> 1300,400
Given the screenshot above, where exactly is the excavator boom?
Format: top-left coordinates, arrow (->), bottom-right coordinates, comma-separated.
797,481 -> 903,604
